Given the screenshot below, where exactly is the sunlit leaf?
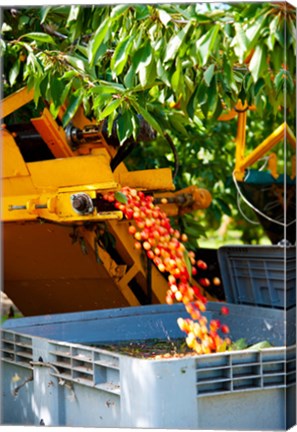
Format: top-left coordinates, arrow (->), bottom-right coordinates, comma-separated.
111,35 -> 133,76
158,9 -> 172,26
20,32 -> 56,45
8,59 -> 20,86
62,89 -> 83,127
115,191 -> 128,204
88,19 -> 110,66
164,21 -> 192,62
249,45 -> 267,82
203,64 -> 215,87
196,24 -> 220,66
98,98 -> 122,121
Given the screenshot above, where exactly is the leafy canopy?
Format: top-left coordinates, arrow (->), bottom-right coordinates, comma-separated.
1,3 -> 296,245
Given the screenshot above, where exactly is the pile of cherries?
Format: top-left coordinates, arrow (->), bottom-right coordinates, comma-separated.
103,187 -> 231,354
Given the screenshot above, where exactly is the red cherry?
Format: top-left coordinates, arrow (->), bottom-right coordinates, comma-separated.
199,278 -> 211,287
147,250 -> 155,259
220,306 -> 229,315
197,260 -> 207,270
143,241 -> 151,251
128,225 -> 136,235
220,324 -> 230,334
134,241 -> 141,250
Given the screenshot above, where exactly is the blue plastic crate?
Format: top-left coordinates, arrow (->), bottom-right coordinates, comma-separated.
1,303 -> 295,429
218,245 -> 296,309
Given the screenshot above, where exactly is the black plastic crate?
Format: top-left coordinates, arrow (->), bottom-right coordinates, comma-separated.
218,246 -> 296,309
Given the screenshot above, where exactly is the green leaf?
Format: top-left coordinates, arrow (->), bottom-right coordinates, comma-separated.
216,197 -> 232,217
156,59 -> 171,86
40,6 -> 51,24
164,21 -> 192,62
139,57 -> 156,87
124,64 -> 137,88
33,77 -> 41,107
20,32 -> 56,45
130,100 -> 163,136
88,19 -> 110,66
1,22 -> 12,32
115,191 -> 128,204
203,64 -> 215,87
158,9 -> 172,26
111,36 -> 133,76
107,109 -> 117,137
249,45 -> 267,82
110,4 -> 129,19
60,80 -> 74,106
246,14 -> 266,48
231,23 -> 248,61
50,76 -> 64,107
228,338 -> 248,351
183,250 -> 192,277
246,341 -> 272,351
266,15 -> 279,51
171,58 -> 182,94
8,59 -> 20,86
91,85 -> 119,96
98,99 -> 122,121
207,81 -> 218,112
64,55 -> 86,72
169,113 -> 188,136
67,5 -> 80,24
196,24 -> 220,66
49,101 -> 60,119
186,84 -> 198,118
62,89 -> 83,127
134,42 -> 152,73
117,111 -> 133,145
135,5 -> 150,20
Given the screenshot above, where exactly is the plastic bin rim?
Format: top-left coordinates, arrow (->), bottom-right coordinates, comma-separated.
1,327 -> 291,364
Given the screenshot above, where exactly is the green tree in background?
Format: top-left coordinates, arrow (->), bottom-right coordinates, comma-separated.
1,3 -> 296,247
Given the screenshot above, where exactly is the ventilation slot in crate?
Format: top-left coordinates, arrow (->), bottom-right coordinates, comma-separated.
1,331 -> 33,369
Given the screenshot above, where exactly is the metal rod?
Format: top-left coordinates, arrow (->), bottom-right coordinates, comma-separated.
154,194 -> 194,206
35,204 -> 48,209
8,204 -> 48,211
8,205 -> 26,211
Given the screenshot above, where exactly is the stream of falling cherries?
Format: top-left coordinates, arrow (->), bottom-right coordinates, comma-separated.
103,187 -> 231,354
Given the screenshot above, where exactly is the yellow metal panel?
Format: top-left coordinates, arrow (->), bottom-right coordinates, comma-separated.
81,228 -> 140,306
240,123 -> 285,171
3,222 -> 130,315
234,111 -> 247,180
31,108 -> 74,158
268,153 -> 278,179
1,129 -> 30,178
27,150 -> 115,190
286,123 -> 296,149
116,168 -> 175,191
108,219 -> 169,303
1,87 -> 34,119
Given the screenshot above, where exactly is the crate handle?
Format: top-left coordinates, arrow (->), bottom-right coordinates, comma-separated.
30,360 -> 76,395
12,373 -> 33,397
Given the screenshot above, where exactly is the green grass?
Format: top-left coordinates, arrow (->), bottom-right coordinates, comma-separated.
198,229 -> 271,249
1,313 -> 23,325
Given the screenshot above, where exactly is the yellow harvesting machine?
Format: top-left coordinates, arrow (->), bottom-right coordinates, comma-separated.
1,87 -> 212,316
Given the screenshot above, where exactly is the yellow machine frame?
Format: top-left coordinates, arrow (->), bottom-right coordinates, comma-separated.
219,101 -> 296,180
